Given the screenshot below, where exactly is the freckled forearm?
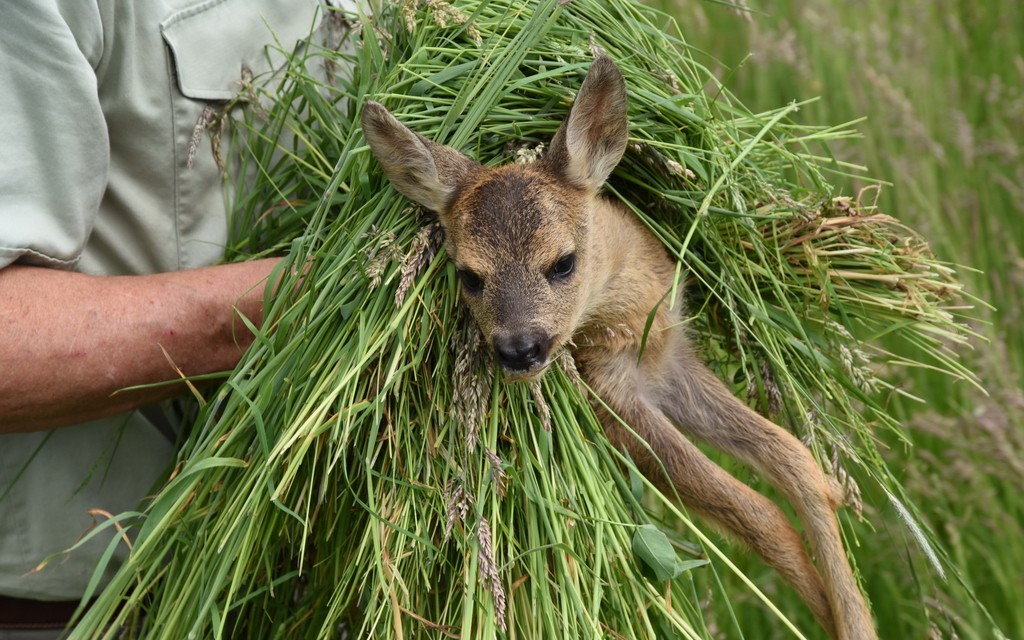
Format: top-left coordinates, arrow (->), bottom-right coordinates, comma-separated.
0,259 -> 282,433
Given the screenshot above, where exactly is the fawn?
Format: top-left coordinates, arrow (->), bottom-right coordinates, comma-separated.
362,55 -> 876,640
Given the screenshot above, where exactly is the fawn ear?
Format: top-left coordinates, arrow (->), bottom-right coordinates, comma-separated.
362,101 -> 477,214
544,55 -> 629,191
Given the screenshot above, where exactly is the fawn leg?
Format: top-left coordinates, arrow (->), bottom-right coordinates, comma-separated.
581,351 -> 837,637
655,340 -> 876,640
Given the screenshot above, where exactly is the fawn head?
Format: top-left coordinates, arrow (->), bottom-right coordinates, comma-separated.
362,56 -> 629,380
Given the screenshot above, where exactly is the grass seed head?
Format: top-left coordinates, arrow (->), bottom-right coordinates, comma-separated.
395,221 -> 443,307
529,380 -> 552,433
476,518 -> 507,632
187,106 -> 216,170
485,448 -> 507,498
443,480 -> 474,542
452,317 -> 491,452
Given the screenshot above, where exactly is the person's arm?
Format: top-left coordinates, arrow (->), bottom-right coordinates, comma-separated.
0,258 -> 282,433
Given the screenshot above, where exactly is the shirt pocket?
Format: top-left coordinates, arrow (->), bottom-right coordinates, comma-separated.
155,0 -> 317,270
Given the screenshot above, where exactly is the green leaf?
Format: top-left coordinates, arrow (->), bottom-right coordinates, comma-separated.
631,524 -> 707,582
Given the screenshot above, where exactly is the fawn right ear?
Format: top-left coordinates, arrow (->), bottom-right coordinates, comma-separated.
362,101 -> 477,214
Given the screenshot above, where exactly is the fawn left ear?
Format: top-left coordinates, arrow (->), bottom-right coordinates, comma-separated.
544,55 -> 629,191
362,101 -> 478,214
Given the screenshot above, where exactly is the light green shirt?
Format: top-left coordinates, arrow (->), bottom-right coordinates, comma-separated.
0,0 -> 318,600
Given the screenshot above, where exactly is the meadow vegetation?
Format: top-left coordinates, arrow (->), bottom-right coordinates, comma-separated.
666,0 -> 1024,636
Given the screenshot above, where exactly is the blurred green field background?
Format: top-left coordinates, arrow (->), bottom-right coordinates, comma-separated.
656,1 -> 1023,637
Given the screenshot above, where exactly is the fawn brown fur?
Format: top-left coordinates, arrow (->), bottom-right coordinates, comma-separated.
362,55 -> 877,640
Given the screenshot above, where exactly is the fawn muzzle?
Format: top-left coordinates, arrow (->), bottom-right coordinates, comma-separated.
492,330 -> 553,378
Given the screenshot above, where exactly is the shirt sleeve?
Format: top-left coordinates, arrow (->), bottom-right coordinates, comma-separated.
0,1 -> 110,270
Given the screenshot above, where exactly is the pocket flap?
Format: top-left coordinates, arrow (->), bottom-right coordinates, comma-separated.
162,0 -> 316,101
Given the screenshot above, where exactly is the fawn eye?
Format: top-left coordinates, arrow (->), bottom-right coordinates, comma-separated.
549,253 -> 576,281
457,268 -> 484,295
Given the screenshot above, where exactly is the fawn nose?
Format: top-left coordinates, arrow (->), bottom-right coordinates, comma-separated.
492,331 -> 551,373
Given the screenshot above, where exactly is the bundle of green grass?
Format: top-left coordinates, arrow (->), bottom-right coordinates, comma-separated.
69,1 -> 977,638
